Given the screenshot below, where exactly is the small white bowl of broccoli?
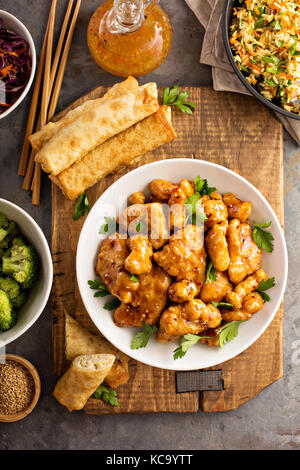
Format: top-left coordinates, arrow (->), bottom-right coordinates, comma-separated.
0,199 -> 53,345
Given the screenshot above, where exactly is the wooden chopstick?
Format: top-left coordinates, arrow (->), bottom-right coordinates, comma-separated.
32,0 -> 82,205
49,0 -> 74,97
18,21 -> 50,176
24,0 -> 74,193
47,0 -> 82,121
31,0 -> 57,204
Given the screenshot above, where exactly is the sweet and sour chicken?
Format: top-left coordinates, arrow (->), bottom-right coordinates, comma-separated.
96,176 -> 273,350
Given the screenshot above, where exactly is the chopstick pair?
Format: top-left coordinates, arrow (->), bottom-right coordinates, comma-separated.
19,0 -> 82,205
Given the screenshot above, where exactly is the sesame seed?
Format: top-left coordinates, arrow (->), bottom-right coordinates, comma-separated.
0,360 -> 34,415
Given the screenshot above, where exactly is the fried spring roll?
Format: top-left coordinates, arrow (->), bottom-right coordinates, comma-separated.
50,106 -> 177,200
29,77 -> 138,152
34,83 -> 159,175
64,312 -> 130,389
53,354 -> 115,411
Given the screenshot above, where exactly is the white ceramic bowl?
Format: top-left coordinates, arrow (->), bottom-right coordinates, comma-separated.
0,10 -> 36,120
77,159 -> 288,371
0,199 -> 53,346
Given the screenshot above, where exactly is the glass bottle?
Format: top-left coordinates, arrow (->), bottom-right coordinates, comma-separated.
87,0 -> 173,77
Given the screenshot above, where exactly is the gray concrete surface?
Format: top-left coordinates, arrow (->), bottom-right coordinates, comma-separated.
0,0 -> 299,450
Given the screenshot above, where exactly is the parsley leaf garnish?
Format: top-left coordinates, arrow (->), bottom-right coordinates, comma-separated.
93,385 -> 119,407
194,176 -> 216,196
163,86 -> 196,114
218,321 -> 245,348
99,216 -> 117,236
173,320 -> 247,359
256,277 -> 275,302
72,193 -> 90,220
173,333 -> 211,359
88,279 -> 110,298
104,297 -> 121,311
252,221 -> 274,252
205,261 -> 218,284
131,322 -> 158,350
130,274 -> 139,283
211,301 -> 234,309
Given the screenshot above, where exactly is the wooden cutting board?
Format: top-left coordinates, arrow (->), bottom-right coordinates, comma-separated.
51,86 -> 283,414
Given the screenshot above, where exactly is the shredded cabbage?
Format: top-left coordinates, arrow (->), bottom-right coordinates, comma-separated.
0,18 -> 32,114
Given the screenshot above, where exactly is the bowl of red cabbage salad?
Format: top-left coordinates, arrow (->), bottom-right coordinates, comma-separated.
0,16 -> 32,116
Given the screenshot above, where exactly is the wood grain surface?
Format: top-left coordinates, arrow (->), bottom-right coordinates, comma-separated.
51,86 -> 283,414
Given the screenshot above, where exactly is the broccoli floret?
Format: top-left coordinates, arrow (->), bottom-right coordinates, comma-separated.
0,213 -> 9,230
12,290 -> 28,309
0,289 -> 16,331
0,220 -> 19,247
0,213 -> 9,243
0,276 -> 20,300
2,237 -> 39,289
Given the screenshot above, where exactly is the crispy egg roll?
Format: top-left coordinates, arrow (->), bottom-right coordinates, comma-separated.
35,82 -> 159,175
53,354 -> 115,411
65,311 -> 130,388
29,76 -> 138,152
50,105 -> 177,200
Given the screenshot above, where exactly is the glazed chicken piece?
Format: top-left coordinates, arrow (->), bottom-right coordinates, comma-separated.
226,268 -> 267,309
202,197 -> 228,230
200,271 -> 232,303
169,178 -> 194,230
168,280 -> 200,303
125,235 -> 153,275
223,192 -> 252,223
117,202 -> 169,249
209,191 -> 222,200
96,233 -> 139,304
154,224 -> 206,287
114,266 -> 171,327
128,191 -> 146,205
157,299 -> 222,342
149,179 -> 177,202
221,291 -> 264,322
200,291 -> 264,347
205,221 -> 230,272
227,219 -> 262,285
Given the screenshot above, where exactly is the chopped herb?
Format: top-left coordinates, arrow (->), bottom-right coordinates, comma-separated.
131,322 -> 158,350
240,64 -> 250,73
255,18 -> 264,29
266,78 -> 277,87
173,334 -> 205,359
88,279 -> 110,298
275,39 -> 283,48
211,301 -> 234,309
104,298 -> 121,311
162,86 -> 196,114
130,274 -> 139,283
256,277 -> 275,302
252,221 -> 274,252
94,385 -> 119,407
205,261 -> 217,284
136,220 -> 146,233
290,41 -> 298,55
72,193 -> 90,221
99,216 -> 117,236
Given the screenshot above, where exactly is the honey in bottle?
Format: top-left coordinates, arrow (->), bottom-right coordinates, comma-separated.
87,0 -> 173,77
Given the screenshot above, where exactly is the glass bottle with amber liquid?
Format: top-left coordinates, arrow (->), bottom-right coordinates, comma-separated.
87,0 -> 173,77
